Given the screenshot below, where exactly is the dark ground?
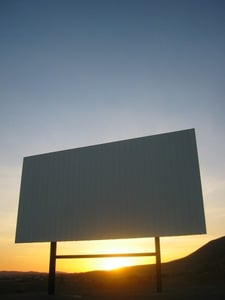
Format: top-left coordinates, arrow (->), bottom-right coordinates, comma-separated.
0,270 -> 224,300
1,236 -> 225,299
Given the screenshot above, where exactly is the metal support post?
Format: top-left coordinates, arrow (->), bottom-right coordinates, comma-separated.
155,236 -> 162,292
48,241 -> 57,295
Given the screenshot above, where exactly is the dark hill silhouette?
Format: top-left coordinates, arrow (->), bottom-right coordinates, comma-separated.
57,236 -> 225,298
0,236 -> 225,298
115,236 -> 225,275
72,236 -> 225,294
95,236 -> 224,279
163,236 -> 225,275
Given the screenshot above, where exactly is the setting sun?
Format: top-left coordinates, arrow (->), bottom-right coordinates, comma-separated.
54,239 -> 156,273
102,257 -> 134,270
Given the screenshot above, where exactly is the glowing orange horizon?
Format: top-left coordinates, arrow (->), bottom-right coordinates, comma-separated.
1,235 -> 211,273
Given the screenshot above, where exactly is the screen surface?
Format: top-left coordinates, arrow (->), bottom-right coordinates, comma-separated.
15,129 -> 206,243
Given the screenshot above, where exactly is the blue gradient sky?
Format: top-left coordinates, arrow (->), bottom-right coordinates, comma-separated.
0,0 -> 225,272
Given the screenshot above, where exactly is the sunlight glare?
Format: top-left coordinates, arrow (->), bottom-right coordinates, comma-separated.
102,257 -> 134,270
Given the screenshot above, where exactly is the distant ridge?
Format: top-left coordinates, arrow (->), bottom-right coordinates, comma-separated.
99,236 -> 225,277
163,236 -> 225,274
1,237 -> 225,297
1,236 -> 224,277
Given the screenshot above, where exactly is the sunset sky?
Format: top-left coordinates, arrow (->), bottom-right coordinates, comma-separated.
0,0 -> 225,273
